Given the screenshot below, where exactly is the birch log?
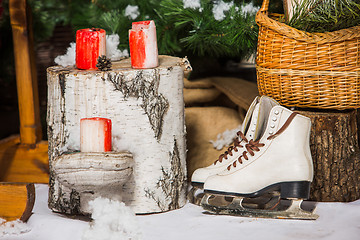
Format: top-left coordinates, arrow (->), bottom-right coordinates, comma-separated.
47,55 -> 190,215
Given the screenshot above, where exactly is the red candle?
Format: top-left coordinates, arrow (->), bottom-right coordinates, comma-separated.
76,28 -> 106,70
129,20 -> 158,69
80,117 -> 112,152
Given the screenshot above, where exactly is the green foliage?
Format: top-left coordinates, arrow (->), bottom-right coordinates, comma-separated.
1,0 -> 260,59
289,0 -> 360,32
150,0 -> 259,58
29,0 -> 70,40
0,0 -> 70,41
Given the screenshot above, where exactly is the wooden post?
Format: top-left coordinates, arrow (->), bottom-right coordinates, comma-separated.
0,0 -> 48,184
9,0 -> 42,146
298,109 -> 360,202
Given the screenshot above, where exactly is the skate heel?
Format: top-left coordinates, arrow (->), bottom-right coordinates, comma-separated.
280,181 -> 311,199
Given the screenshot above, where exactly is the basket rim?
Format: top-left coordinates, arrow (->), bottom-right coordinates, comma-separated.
256,0 -> 360,44
256,65 -> 360,76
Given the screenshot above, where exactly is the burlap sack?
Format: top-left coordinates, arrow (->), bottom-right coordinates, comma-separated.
185,107 -> 243,177
184,88 -> 221,106
184,77 -> 258,178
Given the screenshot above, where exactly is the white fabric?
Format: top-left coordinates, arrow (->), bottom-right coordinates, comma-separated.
2,184 -> 360,240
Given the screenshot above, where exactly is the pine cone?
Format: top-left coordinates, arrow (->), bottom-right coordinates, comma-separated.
96,55 -> 112,71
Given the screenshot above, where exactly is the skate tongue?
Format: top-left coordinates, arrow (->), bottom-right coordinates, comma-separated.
244,103 -> 260,140
253,96 -> 279,141
241,97 -> 259,137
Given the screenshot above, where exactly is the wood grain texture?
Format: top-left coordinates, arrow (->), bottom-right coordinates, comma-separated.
0,183 -> 35,222
53,152 -> 133,188
9,0 -> 42,145
0,135 -> 49,183
298,109 -> 360,202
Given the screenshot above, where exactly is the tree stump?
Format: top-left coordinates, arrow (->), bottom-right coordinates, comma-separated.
47,56 -> 190,214
297,109 -> 360,202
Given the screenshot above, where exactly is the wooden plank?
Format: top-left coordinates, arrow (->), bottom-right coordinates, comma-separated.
9,0 -> 42,145
0,183 -> 35,222
0,135 -> 48,183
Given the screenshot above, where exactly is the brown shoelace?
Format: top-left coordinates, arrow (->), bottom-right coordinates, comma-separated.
227,112 -> 298,170
214,131 -> 248,165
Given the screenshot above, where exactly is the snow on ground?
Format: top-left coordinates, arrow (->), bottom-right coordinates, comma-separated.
82,198 -> 142,240
2,184 -> 360,240
0,219 -> 31,238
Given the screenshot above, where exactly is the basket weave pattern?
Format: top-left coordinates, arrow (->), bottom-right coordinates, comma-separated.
256,0 -> 360,109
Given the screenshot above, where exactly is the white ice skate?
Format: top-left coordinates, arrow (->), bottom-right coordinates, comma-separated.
201,104 -> 318,220
188,96 -> 279,205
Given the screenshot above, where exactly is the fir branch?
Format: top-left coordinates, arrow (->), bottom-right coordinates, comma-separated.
97,10 -> 124,34
289,0 -> 360,32
15,0 -> 260,59
158,0 -> 259,57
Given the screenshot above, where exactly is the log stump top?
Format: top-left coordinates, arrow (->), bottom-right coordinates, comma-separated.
47,55 -> 192,75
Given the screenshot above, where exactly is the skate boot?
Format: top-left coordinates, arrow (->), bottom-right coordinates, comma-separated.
189,96 -> 279,204
201,104 -> 318,220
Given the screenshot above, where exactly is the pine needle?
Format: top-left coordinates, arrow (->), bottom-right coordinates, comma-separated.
289,0 -> 360,32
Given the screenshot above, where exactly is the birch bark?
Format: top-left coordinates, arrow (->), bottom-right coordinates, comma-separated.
47,56 -> 190,214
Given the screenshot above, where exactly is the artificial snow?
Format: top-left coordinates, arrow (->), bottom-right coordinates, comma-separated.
210,124 -> 242,150
183,0 -> 202,11
54,42 -> 76,67
0,218 -> 31,237
54,34 -> 129,67
106,34 -> 129,61
124,5 -> 140,20
212,0 -> 234,21
3,184 -> 360,240
241,2 -> 259,16
82,198 -> 142,240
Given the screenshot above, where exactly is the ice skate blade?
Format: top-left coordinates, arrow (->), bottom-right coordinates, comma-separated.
187,186 -> 204,205
201,193 -> 319,220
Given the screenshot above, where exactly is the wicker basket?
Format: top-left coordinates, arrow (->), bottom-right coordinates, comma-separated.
256,0 -> 360,110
